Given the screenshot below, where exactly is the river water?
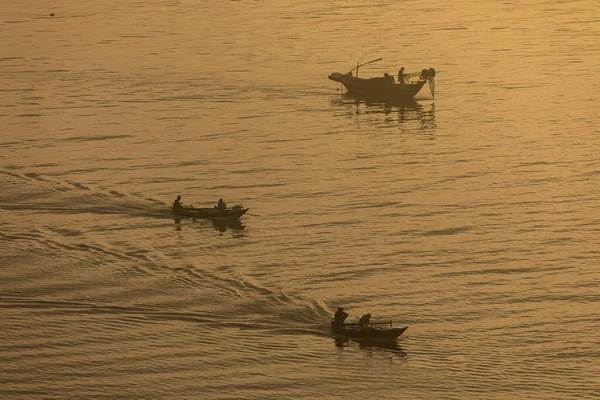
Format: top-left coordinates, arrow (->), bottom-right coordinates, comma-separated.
1,1 -> 599,399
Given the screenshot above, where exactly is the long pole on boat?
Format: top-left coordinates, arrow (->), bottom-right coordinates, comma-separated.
345,57 -> 383,76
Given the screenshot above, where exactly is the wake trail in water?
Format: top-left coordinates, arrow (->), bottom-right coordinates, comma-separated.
0,168 -> 170,219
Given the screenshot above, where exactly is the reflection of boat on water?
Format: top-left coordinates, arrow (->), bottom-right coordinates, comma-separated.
329,58 -> 436,103
334,337 -> 407,355
331,320 -> 408,340
335,93 -> 423,107
171,205 -> 248,220
331,96 -> 436,128
211,218 -> 245,233
173,215 -> 245,233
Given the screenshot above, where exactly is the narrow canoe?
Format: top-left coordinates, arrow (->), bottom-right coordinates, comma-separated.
171,205 -> 248,219
331,321 -> 408,339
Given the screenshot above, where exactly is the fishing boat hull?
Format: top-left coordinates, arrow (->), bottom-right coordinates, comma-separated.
171,206 -> 248,220
329,73 -> 427,102
329,64 -> 435,103
331,322 -> 408,340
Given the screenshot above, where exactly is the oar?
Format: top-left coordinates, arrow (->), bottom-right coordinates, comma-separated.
345,57 -> 383,75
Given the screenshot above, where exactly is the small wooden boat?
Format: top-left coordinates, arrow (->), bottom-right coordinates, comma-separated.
329,58 -> 435,103
331,320 -> 408,340
171,204 -> 248,220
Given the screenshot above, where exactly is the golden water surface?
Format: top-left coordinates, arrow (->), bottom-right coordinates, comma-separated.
1,1 -> 599,399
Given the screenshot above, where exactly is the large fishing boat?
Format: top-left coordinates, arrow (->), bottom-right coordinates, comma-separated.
329,58 -> 435,103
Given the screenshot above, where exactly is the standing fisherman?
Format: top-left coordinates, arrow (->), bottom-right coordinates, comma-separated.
398,67 -> 406,84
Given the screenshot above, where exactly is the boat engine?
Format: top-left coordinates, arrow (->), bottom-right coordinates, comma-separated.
419,68 -> 436,98
420,68 -> 436,80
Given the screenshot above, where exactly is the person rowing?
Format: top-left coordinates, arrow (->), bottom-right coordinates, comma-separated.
358,313 -> 371,327
334,307 -> 348,325
173,195 -> 183,210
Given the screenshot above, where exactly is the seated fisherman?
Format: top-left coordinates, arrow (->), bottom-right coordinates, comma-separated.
334,307 -> 348,325
358,313 -> 371,327
217,198 -> 227,211
173,195 -> 183,209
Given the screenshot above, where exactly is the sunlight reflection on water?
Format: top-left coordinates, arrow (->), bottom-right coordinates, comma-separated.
1,0 -> 599,399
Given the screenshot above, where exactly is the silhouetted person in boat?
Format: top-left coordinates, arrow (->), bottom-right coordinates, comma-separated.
398,67 -> 405,85
384,72 -> 395,84
173,195 -> 183,210
358,313 -> 371,327
334,307 -> 348,325
217,198 -> 227,211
